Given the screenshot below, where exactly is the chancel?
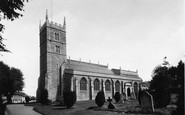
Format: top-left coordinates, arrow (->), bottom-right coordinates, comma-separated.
37,11 -> 142,103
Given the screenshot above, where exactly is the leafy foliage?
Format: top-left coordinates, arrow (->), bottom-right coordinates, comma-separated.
0,61 -> 10,93
0,0 -> 28,52
171,61 -> 184,115
40,89 -> 49,105
95,91 -> 105,107
0,24 -> 9,52
150,66 -> 171,108
30,96 -> 36,101
172,88 -> 184,115
63,91 -> 76,108
0,61 -> 24,103
0,0 -> 27,20
114,92 -> 121,103
168,60 -> 184,88
25,96 -> 30,103
150,60 -> 184,109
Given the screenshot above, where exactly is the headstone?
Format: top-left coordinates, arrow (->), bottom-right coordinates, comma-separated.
135,91 -> 139,99
118,93 -> 125,104
122,93 -> 126,101
140,91 -> 154,113
107,97 -> 115,109
130,92 -> 136,99
138,90 -> 142,106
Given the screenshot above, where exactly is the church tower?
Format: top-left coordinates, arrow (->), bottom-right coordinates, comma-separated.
37,10 -> 66,102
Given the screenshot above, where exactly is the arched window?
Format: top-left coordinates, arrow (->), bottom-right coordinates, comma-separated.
115,80 -> 120,92
80,77 -> 87,90
105,80 -> 111,91
94,79 -> 100,90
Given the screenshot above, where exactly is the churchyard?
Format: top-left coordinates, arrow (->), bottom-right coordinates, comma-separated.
32,97 -> 176,115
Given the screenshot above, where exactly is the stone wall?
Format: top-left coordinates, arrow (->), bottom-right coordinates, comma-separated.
66,73 -> 141,101
38,19 -> 66,102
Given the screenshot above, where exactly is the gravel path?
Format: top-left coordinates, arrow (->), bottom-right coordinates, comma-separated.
5,104 -> 41,115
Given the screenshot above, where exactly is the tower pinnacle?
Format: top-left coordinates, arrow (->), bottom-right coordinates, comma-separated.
46,9 -> 48,21
39,20 -> 41,29
63,17 -> 66,30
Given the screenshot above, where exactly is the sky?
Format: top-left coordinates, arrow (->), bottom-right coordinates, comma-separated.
1,0 -> 184,96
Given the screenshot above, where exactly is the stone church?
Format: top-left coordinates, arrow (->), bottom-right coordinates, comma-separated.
37,13 -> 142,102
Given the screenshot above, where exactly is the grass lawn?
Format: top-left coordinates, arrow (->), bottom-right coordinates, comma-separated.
33,100 -> 176,115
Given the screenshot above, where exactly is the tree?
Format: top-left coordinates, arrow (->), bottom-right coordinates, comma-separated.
176,61 -> 184,88
150,66 -> 171,108
0,61 -> 24,103
168,60 -> 184,94
95,91 -> 105,107
30,96 -> 36,101
25,96 -> 30,103
7,67 -> 24,103
168,66 -> 177,88
114,92 -> 121,103
0,61 -> 10,104
0,0 -> 28,52
40,89 -> 49,105
172,61 -> 184,115
63,91 -> 76,108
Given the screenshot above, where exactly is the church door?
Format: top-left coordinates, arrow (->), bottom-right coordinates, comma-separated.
127,88 -> 131,97
89,79 -> 92,100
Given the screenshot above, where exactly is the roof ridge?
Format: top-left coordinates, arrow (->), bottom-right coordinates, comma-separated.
67,59 -> 108,68
112,68 -> 137,73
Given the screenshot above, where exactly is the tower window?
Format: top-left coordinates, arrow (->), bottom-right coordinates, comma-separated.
55,33 -> 59,40
56,45 -> 60,53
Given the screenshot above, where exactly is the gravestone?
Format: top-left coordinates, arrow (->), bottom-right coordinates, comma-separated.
138,90 -> 142,106
140,91 -> 154,112
122,92 -> 126,101
130,92 -> 136,100
107,97 -> 115,109
118,93 -> 125,104
135,91 -> 139,99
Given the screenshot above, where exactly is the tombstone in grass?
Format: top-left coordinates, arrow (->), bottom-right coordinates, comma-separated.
130,92 -> 136,100
122,92 -> 126,101
140,91 -> 154,113
107,97 -> 115,109
138,90 -> 142,106
118,93 -> 125,104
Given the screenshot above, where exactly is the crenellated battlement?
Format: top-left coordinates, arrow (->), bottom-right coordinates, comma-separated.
50,21 -> 63,28
40,20 -> 66,33
40,10 -> 66,33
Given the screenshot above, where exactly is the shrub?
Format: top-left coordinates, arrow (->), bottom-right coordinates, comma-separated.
151,89 -> 170,108
0,103 -> 6,115
40,89 -> 49,105
114,92 -> 120,103
95,91 -> 105,107
30,96 -> 36,101
150,66 -> 171,108
146,88 -> 170,108
172,88 -> 184,115
64,91 -> 76,108
25,96 -> 30,103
